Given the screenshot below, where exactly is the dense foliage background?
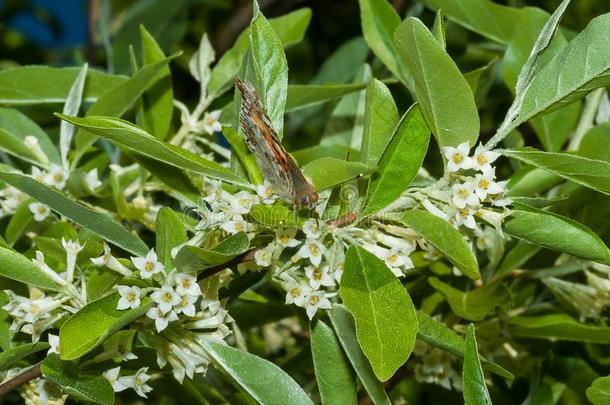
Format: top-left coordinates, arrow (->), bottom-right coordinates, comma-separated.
1,0 -> 610,404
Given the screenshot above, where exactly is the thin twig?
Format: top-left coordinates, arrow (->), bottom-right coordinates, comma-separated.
0,363 -> 42,397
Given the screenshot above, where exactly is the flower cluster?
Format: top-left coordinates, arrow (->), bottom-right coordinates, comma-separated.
103,366 -> 153,398
412,340 -> 462,391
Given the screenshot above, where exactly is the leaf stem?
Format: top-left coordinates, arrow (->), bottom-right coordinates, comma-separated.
568,88 -> 605,151
0,363 -> 42,397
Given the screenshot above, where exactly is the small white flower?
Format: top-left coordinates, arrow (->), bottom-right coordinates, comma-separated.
84,168 -> 102,191
275,228 -> 300,248
24,136 -> 49,164
46,164 -> 69,190
302,219 -> 322,239
333,261 -> 344,283
254,245 -> 274,267
472,144 -> 500,172
451,181 -> 479,209
298,239 -> 326,266
421,198 -> 451,221
132,249 -> 164,279
31,166 -> 47,183
374,231 -> 415,253
28,202 -> 50,222
256,180 -> 277,204
33,251 -> 67,287
229,191 -> 259,215
443,142 -> 473,173
91,244 -> 132,276
203,181 -> 231,205
117,285 -> 142,310
383,249 -> 414,277
453,206 -> 478,229
103,367 -> 130,392
151,286 -> 181,314
304,291 -> 333,320
146,306 -> 178,332
47,333 -> 60,354
473,168 -> 504,200
131,367 -> 153,398
201,110 -> 222,134
284,281 -> 312,307
305,265 -> 335,290
174,273 -> 201,296
62,238 -> 83,283
174,294 -> 198,317
220,215 -> 248,234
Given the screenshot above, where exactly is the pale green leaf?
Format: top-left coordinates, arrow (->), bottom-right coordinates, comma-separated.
462,324 -> 491,405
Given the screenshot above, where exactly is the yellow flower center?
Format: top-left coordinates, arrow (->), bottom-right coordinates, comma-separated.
53,173 -> 64,182
234,222 -> 244,231
309,244 -> 320,256
309,295 -> 320,305
479,178 -> 489,190
477,154 -> 488,165
127,292 -> 137,302
452,153 -> 464,164
312,269 -> 322,280
181,279 -> 191,289
144,261 -> 155,272
290,287 -> 301,298
162,292 -> 173,303
459,208 -> 470,218
37,206 -> 47,214
457,188 -> 469,198
387,254 -> 398,265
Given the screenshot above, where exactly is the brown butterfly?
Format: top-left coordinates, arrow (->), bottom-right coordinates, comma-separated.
235,77 -> 318,208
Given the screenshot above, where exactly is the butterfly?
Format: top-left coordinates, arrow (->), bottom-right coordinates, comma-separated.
235,77 -> 319,208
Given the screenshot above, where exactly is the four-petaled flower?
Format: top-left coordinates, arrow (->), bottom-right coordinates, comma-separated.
443,142 -> 473,173
174,273 -> 201,297
132,249 -> 164,279
28,202 -> 50,222
117,285 -> 142,310
298,239 -> 326,266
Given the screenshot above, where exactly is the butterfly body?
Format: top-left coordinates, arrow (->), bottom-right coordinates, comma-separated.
235,78 -> 318,208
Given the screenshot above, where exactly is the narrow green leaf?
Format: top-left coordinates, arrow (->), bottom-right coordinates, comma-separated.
5,199 -> 34,246
0,108 -> 60,164
431,10 -> 446,48
59,114 -> 248,186
0,342 -> 49,369
509,314 -> 610,343
310,319 -> 357,405
329,305 -> 391,405
362,104 -> 429,217
201,340 -> 314,405
0,166 -> 149,256
0,66 -> 127,105
394,18 -> 479,147
301,157 -> 373,191
340,245 -> 417,381
156,207 -> 187,269
132,154 -> 200,204
174,233 -> 249,273
396,209 -> 479,279
503,207 -> 610,264
462,324 -> 491,405
60,63 -> 88,168
41,354 -> 114,405
59,293 -> 152,360
587,376 -> 610,405
0,246 -> 61,291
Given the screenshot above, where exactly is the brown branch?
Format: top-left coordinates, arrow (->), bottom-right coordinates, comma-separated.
0,363 -> 42,397
326,211 -> 358,227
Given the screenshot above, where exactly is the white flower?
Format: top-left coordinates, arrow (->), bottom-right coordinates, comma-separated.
24,136 -> 49,164
203,181 -> 231,205
62,238 -> 83,283
131,367 -> 153,398
132,249 -> 164,279
256,180 -> 277,204
46,164 -> 69,189
31,166 -> 47,183
33,251 -> 67,287
298,239 -> 326,266
146,306 -> 178,332
302,219 -> 322,239
275,228 -> 300,248
305,265 -> 335,290
220,215 -> 248,234
304,291 -> 333,319
84,168 -> 102,191
47,333 -> 60,354
28,202 -> 50,222
383,249 -> 414,277
443,142 -> 473,173
284,281 -> 312,307
117,286 -> 142,310
174,294 -> 198,317
151,286 -> 181,314
421,198 -> 451,221
174,273 -> 201,297
103,367 -> 130,393
451,181 -> 479,209
254,245 -> 274,267
471,145 -> 499,172
333,261 -> 344,283
91,244 -> 132,276
473,168 -> 504,200
374,231 -> 415,253
201,110 -> 222,134
453,206 -> 478,229
229,191 -> 259,215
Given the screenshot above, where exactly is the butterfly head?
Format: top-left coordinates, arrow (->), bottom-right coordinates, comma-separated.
297,191 -> 319,209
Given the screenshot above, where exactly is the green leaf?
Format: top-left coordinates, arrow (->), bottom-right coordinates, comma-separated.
0,246 -> 61,291
417,312 -> 513,379
329,305 -> 391,405
358,0 -> 413,90
428,277 -> 511,321
0,66 -> 127,105
249,204 -> 306,228
362,105 -> 430,217
504,148 -> 610,196
41,354 -> 114,405
462,324 -> 491,405
156,207 -> 187,269
394,18 -> 479,147
509,314 -> 610,343
431,9 -> 446,48
140,25 -> 174,140
587,376 -> 610,405
310,319 -> 357,405
503,207 -> 610,264
5,199 -> 34,246
132,154 -> 200,204
0,108 -> 60,164
422,0 -> 522,44
360,79 -> 399,167
464,59 -> 498,107
59,292 -> 152,360
200,340 -> 314,405
174,233 -> 249,273
208,8 -> 311,97
73,53 -> 179,165
396,209 -> 479,279
301,157 -> 373,191
580,123 -> 610,162
0,165 -> 149,256
60,63 -> 88,167
340,245 -> 417,381
285,83 -> 369,112
59,114 -> 248,186
0,342 -> 49,369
